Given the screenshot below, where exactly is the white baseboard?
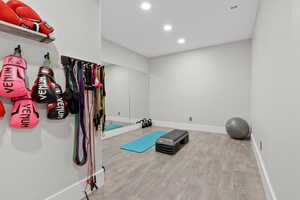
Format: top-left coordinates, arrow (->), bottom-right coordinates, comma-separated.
251,135 -> 277,200
106,116 -> 140,124
152,120 -> 226,134
45,168 -> 105,200
107,116 -> 131,123
102,124 -> 142,140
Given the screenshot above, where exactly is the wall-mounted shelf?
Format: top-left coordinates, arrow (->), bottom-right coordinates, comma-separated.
0,20 -> 55,43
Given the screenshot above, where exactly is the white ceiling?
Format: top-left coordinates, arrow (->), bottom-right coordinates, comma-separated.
102,0 -> 258,58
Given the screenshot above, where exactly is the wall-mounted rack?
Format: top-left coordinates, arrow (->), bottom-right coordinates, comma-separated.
61,55 -> 98,66
0,20 -> 55,43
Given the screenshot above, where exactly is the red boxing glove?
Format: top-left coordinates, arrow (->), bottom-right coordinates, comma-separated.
0,0 -> 36,30
6,0 -> 41,21
0,100 -> 5,118
7,0 -> 54,35
32,67 -> 58,104
10,91 -> 39,129
0,54 -> 28,98
47,86 -> 69,120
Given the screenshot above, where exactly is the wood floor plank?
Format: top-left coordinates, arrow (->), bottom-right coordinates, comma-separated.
92,127 -> 266,200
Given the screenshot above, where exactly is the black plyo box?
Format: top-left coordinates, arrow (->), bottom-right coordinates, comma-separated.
155,129 -> 189,155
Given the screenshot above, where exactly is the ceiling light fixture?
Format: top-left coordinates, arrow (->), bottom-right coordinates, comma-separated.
140,2 -> 152,11
177,38 -> 186,44
163,24 -> 173,32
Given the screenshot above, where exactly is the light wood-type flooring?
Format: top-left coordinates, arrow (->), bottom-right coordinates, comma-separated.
91,127 -> 266,200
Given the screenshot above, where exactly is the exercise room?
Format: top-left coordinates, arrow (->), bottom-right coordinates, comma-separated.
0,0 -> 298,200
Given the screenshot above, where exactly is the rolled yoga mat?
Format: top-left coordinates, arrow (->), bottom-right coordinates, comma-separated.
120,130 -> 167,153
104,124 -> 124,131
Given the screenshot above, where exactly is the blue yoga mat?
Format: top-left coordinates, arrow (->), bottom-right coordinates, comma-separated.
120,130 -> 167,153
105,124 -> 124,131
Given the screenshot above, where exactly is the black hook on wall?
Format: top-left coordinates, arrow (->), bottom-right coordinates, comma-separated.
44,52 -> 50,60
61,55 -> 98,66
14,45 -> 22,57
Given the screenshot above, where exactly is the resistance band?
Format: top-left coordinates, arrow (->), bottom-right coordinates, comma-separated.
63,59 -> 106,199
72,62 -> 88,166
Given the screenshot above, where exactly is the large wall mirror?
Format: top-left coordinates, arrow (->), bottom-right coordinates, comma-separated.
103,63 -> 149,133
128,69 -> 149,121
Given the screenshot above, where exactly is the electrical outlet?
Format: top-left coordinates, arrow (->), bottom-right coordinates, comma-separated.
259,141 -> 263,152
189,116 -> 193,122
118,112 -> 121,116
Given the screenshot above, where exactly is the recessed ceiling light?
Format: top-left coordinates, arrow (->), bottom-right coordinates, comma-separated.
140,2 -> 152,11
177,38 -> 186,44
163,24 -> 173,32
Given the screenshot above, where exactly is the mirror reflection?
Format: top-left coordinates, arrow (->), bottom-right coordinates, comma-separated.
104,64 -> 131,131
103,63 -> 150,133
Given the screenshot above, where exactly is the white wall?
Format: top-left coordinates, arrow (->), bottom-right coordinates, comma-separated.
129,70 -> 150,120
0,0 -> 102,199
100,39 -> 149,73
105,65 -> 130,119
149,40 -> 251,127
100,38 -> 150,122
251,0 -> 299,199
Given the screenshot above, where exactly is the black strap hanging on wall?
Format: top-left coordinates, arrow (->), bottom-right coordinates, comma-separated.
63,59 -> 80,114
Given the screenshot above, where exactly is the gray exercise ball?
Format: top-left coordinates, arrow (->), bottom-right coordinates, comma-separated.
225,118 -> 251,140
